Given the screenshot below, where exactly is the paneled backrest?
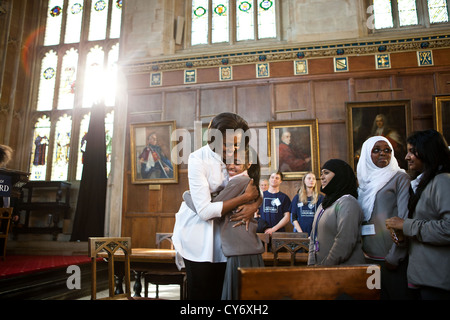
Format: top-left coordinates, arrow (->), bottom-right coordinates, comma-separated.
271,232 -> 309,266
88,237 -> 132,300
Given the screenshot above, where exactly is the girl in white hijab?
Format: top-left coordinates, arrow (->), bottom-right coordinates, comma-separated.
357,136 -> 405,222
357,135 -> 412,300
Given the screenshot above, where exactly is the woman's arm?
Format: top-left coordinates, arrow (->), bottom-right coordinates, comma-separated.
324,197 -> 362,265
293,220 -> 303,233
221,179 -> 259,216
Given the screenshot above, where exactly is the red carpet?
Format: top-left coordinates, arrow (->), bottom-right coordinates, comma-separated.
0,255 -> 92,279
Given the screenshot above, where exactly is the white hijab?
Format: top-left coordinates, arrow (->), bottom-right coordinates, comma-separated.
357,136 -> 406,221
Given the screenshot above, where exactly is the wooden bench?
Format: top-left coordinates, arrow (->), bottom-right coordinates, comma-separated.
271,232 -> 309,266
239,265 -> 380,300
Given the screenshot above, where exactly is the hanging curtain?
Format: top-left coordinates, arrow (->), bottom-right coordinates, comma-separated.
71,104 -> 107,241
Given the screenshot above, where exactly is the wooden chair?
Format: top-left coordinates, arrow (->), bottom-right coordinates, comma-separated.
88,237 -> 132,300
271,232 -> 309,266
143,233 -> 186,299
0,208 -> 13,261
239,265 -> 381,300
257,233 -> 270,252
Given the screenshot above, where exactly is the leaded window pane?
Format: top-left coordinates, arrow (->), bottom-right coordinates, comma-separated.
105,44 -> 119,107
192,0 -> 209,45
258,0 -> 276,39
51,114 -> 72,181
373,0 -> 394,29
57,48 -> 78,110
44,0 -> 64,46
398,0 -> 418,26
212,0 -> 229,43
88,0 -> 109,41
76,113 -> 90,180
64,0 -> 84,44
236,0 -> 255,41
105,111 -> 114,177
110,0 -> 123,38
428,0 -> 449,23
83,46 -> 105,108
30,116 -> 51,181
37,50 -> 58,111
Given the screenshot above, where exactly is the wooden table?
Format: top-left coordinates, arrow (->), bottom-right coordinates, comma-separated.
99,248 -> 178,297
101,248 -> 308,297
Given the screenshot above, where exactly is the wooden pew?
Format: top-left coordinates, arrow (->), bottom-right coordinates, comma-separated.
271,232 -> 309,266
239,265 -> 380,300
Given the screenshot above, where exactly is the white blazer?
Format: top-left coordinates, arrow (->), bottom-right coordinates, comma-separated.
172,145 -> 229,267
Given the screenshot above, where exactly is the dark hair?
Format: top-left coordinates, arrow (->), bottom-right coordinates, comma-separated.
406,129 -> 450,217
208,112 -> 250,145
0,145 -> 13,167
246,147 -> 260,188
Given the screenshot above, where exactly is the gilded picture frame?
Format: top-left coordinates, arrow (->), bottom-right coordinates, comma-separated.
267,119 -> 320,180
433,94 -> 450,144
130,121 -> 178,184
346,100 -> 412,171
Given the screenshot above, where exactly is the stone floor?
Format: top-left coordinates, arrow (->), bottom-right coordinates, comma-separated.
77,282 -> 181,300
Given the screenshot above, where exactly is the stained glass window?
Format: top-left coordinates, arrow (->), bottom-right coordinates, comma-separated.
57,48 -> 78,110
31,1 -> 121,181
192,0 -> 209,45
105,44 -> 119,107
76,113 -> 90,180
428,0 -> 449,23
83,46 -> 105,108
30,116 -> 51,181
398,0 -> 418,26
258,0 -> 276,39
212,0 -> 229,43
37,50 -> 58,111
64,0 -> 84,44
105,111 -> 115,177
236,0 -> 255,41
44,0 -> 64,46
89,0 -> 109,41
76,111 -> 115,180
110,0 -> 123,38
191,0 -> 277,46
51,115 -> 72,181
373,0 -> 394,29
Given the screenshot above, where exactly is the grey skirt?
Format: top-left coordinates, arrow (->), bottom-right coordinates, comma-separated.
221,254 -> 265,300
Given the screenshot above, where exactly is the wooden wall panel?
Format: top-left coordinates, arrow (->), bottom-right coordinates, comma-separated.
165,91 -> 197,128
314,80 -> 349,120
354,77 -> 394,101
200,87 -> 235,116
318,122 -> 348,165
274,82 -> 313,120
128,93 -> 162,113
435,72 -> 450,93
236,85 -> 272,123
